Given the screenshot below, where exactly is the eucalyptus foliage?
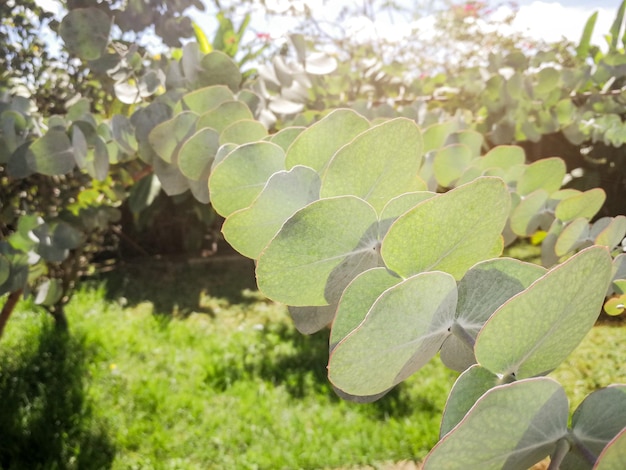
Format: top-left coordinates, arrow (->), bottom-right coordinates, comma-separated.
1,1 -> 626,467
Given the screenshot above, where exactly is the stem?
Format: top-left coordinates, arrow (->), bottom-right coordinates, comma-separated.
547,437 -> 571,470
0,289 -> 22,339
450,322 -> 476,350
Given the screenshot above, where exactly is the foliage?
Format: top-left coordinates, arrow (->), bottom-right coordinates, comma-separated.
2,269 -> 625,468
1,0 -> 626,467
1,273 -> 457,468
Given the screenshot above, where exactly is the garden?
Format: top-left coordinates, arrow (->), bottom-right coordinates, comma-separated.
1,0 -> 626,468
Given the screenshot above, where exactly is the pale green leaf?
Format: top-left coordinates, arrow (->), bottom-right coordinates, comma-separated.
196,101 -> 253,133
555,188 -> 606,222
321,118 -> 426,213
563,385 -> 626,470
181,85 -> 233,114
148,111 -> 197,163
440,365 -> 500,438
59,8 -> 110,61
219,119 -> 267,145
178,128 -> 220,181
381,177 -> 510,279
423,378 -> 568,470
446,130 -> 484,157
330,267 -> 401,350
328,271 -> 457,396
476,145 -> 526,171
256,196 -> 380,306
441,258 -> 547,371
510,189 -> 549,237
25,129 -> 75,176
433,144 -> 472,187
222,165 -> 321,259
475,246 -> 612,378
285,109 -> 369,172
517,158 -> 566,196
593,429 -> 626,470
422,121 -> 458,153
555,218 -> 590,257
208,141 -> 285,217
268,126 -> 305,151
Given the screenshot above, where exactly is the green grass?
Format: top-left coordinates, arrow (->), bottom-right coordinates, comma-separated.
0,257 -> 624,469
0,259 -> 457,469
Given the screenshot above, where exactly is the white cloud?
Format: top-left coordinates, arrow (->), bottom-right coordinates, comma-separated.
510,1 -> 613,47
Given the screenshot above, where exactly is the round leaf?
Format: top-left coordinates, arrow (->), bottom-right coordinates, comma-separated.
256,196 -> 380,306
321,118 -> 425,213
475,246 -> 612,378
382,177 -> 510,279
285,109 -> 369,172
59,8 -> 110,61
208,141 -> 285,217
423,378 -> 569,470
328,271 -> 457,397
222,166 -> 321,259
25,129 -> 75,176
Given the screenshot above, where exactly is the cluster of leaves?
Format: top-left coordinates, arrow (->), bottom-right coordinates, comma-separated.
207,108 -> 626,468
2,1 -> 626,466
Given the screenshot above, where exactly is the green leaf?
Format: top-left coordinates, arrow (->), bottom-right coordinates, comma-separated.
423,378 -> 569,470
422,121 -> 458,153
594,215 -> 626,250
476,145 -> 525,171
446,130 -> 484,157
148,111 -> 198,163
433,144 -> 472,187
285,109 -> 369,172
593,428 -> 626,470
25,129 -> 75,176
256,196 -> 380,306
196,101 -> 253,133
329,267 -> 401,350
555,188 -> 606,222
288,305 -> 338,335
562,385 -> 626,470
534,67 -> 561,96
208,141 -> 285,217
510,189 -> 550,237
441,258 -> 547,371
577,11 -> 598,58
59,8 -> 110,61
475,246 -> 612,379
178,128 -> 220,181
517,158 -> 566,196
181,86 -> 233,114
268,126 -> 305,151
381,177 -> 510,279
219,119 -> 267,145
328,271 -> 457,397
321,118 -> 425,213
198,51 -> 242,91
555,218 -> 590,257
222,166 -> 321,259
440,365 -> 500,438
129,173 -> 162,214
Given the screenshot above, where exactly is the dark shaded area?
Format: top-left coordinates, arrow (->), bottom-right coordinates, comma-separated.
0,319 -> 115,469
519,131 -> 626,218
98,254 -> 257,316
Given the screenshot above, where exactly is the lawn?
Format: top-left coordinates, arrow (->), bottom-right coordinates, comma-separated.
0,256 -> 624,469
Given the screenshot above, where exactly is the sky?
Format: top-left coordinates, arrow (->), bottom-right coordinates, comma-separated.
34,0 -> 621,52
